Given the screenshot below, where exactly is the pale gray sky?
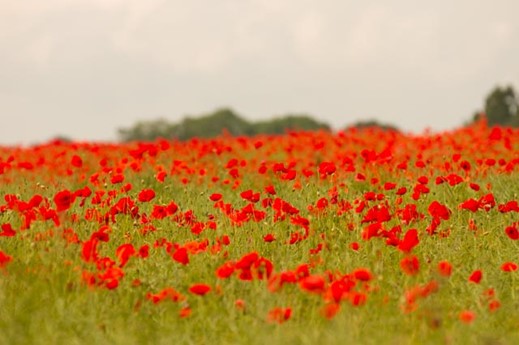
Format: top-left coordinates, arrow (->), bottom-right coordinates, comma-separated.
1,0 -> 518,144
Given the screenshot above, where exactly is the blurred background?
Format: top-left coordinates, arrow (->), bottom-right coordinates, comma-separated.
0,0 -> 518,144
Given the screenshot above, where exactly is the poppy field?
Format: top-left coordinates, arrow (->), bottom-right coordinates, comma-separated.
1,120 -> 519,344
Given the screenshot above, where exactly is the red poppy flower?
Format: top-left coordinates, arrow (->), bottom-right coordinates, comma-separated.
400,255 -> 420,276
350,292 -> 367,306
396,187 -> 407,195
156,171 -> 167,182
111,174 -> 125,184
299,275 -> 326,293
505,225 -> 519,240
322,303 -> 341,319
0,223 -> 16,237
398,229 -> 419,253
478,193 -> 496,211
54,189 -> 75,212
499,201 -> 519,213
235,252 -> 259,269
437,261 -> 452,277
469,183 -> 480,191
264,185 -> 276,195
189,283 -> 211,296
263,234 -> 276,242
209,193 -> 222,201
459,199 -> 480,212
216,262 -> 235,279
353,268 -> 373,281
0,250 -> 12,268
146,287 -> 184,304
428,201 -> 451,220
138,189 -> 156,202
70,155 -> 83,168
459,160 -> 471,171
384,182 -> 396,190
318,162 -> 336,177
116,243 -> 136,267
468,270 -> 482,284
501,262 -> 518,272
179,307 -> 192,318
459,310 -> 475,324
235,299 -> 246,310
488,300 -> 501,312
267,307 -> 292,324
172,247 -> 189,265
417,176 -> 428,185
81,239 -> 99,263
137,244 -> 149,258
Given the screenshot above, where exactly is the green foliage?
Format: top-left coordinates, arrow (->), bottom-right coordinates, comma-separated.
169,108 -> 255,141
472,85 -> 519,127
118,119 -> 177,142
346,119 -> 400,132
118,109 -> 330,142
486,86 -> 518,126
254,114 -> 330,134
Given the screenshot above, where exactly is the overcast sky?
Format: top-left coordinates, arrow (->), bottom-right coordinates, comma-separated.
1,0 -> 518,145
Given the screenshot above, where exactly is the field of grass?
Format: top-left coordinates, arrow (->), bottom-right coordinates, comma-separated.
1,121 -> 519,344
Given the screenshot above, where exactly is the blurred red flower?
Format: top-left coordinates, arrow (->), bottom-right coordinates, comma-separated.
189,283 -> 211,296
400,256 -> 420,276
468,270 -> 482,284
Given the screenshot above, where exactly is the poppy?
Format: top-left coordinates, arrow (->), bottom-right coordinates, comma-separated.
235,299 -> 246,310
505,225 -> 519,240
189,283 -> 211,296
267,307 -> 292,324
179,307 -> 192,318
0,250 -> 12,268
437,261 -> 453,277
209,193 -> 222,201
146,287 -> 184,304
501,262 -> 518,272
459,310 -> 476,324
468,270 -> 482,284
352,268 -> 373,282
0,223 -> 16,237
172,247 -> 189,265
138,189 -> 156,202
299,275 -> 326,294
488,300 -> 501,312
70,155 -> 83,168
322,303 -> 341,319
263,234 -> 276,242
116,243 -> 136,267
428,201 -> 451,220
216,262 -> 235,279
54,190 -> 75,212
400,256 -> 420,276
398,229 -> 419,253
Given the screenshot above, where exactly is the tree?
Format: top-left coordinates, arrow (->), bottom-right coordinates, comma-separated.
253,114 -> 330,134
346,119 -> 399,132
483,85 -> 518,127
171,108 -> 254,141
118,119 -> 177,142
117,108 -> 332,142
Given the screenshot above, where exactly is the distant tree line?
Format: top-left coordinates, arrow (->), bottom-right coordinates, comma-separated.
470,85 -> 519,127
118,108 -> 401,142
118,108 -> 331,142
344,120 -> 399,132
